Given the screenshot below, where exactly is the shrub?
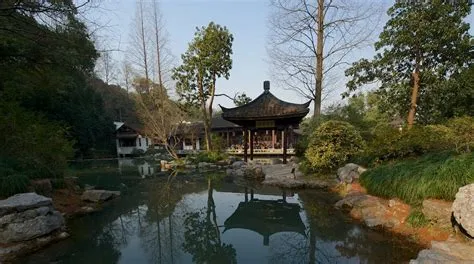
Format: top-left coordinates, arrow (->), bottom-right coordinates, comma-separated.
360,152 -> 474,205
0,102 -> 73,180
130,148 -> 145,157
188,151 -> 228,164
305,121 -> 365,171
365,124 -> 451,162
0,174 -> 29,197
447,116 -> 474,153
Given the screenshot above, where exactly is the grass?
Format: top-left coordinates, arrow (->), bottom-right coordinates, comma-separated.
407,209 -> 429,227
360,152 -> 474,205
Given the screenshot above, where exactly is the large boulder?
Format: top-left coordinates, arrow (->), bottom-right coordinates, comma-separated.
0,193 -> 52,217
81,190 -> 120,203
337,163 -> 366,183
410,239 -> 474,264
422,199 -> 453,228
0,207 -> 64,243
0,193 -> 65,244
452,183 -> 474,237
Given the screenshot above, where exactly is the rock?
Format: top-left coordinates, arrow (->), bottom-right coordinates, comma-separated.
337,163 -> 366,183
410,239 -> 474,264
232,161 -> 247,169
0,230 -> 69,262
198,162 -> 209,169
0,208 -> 64,243
81,190 -> 120,203
0,193 -> 52,217
30,179 -> 53,197
336,193 -> 409,229
84,184 -> 95,191
422,199 -> 453,228
452,183 -> 474,237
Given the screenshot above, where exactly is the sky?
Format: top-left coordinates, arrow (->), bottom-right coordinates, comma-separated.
85,0 -> 474,113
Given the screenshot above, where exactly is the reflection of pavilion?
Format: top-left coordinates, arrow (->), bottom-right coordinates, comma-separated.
224,188 -> 306,246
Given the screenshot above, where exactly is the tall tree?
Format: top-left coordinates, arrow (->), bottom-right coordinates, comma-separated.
173,22 -> 233,151
345,0 -> 472,127
128,0 -> 151,92
268,0 -> 382,120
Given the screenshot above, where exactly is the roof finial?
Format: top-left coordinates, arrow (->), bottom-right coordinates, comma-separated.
263,80 -> 270,92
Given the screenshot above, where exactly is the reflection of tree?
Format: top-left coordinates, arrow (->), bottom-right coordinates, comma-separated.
182,176 -> 237,264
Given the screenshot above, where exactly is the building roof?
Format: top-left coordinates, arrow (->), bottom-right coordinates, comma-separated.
211,115 -> 240,129
220,81 -> 310,121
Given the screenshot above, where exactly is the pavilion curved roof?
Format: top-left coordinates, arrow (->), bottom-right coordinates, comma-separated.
220,81 -> 310,121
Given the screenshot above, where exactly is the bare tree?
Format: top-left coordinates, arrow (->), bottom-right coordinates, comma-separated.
128,0 -> 151,92
95,49 -> 117,84
134,84 -> 184,159
121,60 -> 134,94
267,0 -> 383,120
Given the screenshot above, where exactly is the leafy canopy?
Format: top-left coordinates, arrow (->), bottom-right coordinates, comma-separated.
173,22 -> 233,105
345,0 -> 472,123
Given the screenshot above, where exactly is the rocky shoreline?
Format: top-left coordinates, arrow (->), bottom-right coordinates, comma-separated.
244,161 -> 474,264
0,188 -> 121,262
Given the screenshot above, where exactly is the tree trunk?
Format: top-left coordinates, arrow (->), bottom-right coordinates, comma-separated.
138,1 -> 149,91
407,69 -> 420,129
313,0 -> 324,120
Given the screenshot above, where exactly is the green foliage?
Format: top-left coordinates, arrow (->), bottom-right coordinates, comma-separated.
365,125 -> 450,163
234,93 -> 252,106
173,22 -> 234,106
322,92 -> 390,140
361,116 -> 474,164
407,210 -> 429,228
173,22 -> 234,150
345,0 -> 472,123
188,151 -> 228,164
0,3 -> 115,158
447,116 -> 474,153
360,152 -> 474,205
211,134 -> 226,152
0,174 -> 30,198
305,121 -> 365,171
0,102 -> 74,179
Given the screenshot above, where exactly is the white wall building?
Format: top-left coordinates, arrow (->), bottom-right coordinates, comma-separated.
114,122 -> 153,157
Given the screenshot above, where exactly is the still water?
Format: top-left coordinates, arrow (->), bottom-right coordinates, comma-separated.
19,159 -> 421,264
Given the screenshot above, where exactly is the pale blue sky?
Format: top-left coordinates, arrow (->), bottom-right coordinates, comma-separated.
87,0 -> 473,113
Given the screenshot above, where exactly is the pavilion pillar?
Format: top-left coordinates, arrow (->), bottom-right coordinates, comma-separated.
226,130 -> 230,148
283,128 -> 287,164
243,128 -> 248,162
244,187 -> 248,202
250,130 -> 254,161
272,129 -> 275,149
250,189 -> 254,200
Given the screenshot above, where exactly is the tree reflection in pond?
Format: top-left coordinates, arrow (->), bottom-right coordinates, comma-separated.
182,175 -> 237,264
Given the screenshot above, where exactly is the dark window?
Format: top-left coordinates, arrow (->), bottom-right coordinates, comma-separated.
120,138 -> 136,147
146,138 -> 149,146
138,138 -> 142,147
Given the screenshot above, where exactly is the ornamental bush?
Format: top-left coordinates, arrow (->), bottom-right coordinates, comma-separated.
305,121 -> 365,171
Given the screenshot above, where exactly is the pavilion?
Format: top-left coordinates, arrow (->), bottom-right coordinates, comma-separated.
220,81 -> 310,163
223,188 -> 306,246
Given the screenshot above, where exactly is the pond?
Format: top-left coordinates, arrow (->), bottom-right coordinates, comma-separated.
19,159 -> 421,264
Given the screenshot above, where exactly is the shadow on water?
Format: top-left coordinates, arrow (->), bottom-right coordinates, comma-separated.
18,160 -> 422,264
